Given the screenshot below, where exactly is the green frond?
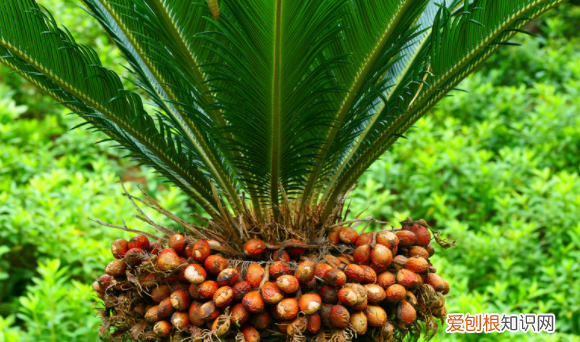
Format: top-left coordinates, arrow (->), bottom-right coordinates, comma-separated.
81,0 -> 244,213
299,0 -> 431,208
0,0 -> 221,217
320,0 -> 564,217
0,0 -> 562,224
199,0 -> 348,210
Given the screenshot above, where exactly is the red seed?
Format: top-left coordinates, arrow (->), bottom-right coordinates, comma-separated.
353,245 -> 371,265
260,282 -> 284,304
105,259 -> 126,276
286,239 -> 306,258
231,303 -> 250,327
171,311 -> 190,330
168,234 -> 186,254
365,305 -> 387,327
360,265 -> 377,284
324,269 -> 346,287
396,231 -> 418,247
345,283 -> 368,304
232,281 -> 252,301
276,275 -> 299,294
204,255 -> 228,275
298,293 -> 322,314
405,256 -> 429,273
397,269 -> 419,288
295,260 -> 315,284
324,255 -> 342,268
318,285 -> 339,303
426,273 -> 449,294
376,230 -> 399,249
405,291 -> 418,306
376,271 -> 396,289
330,305 -> 350,328
242,291 -> 265,313
217,268 -> 239,287
158,249 -> 181,271
350,311 -> 368,335
338,227 -> 358,244
92,281 -> 103,294
198,301 -> 219,322
393,255 -> 408,267
212,316 -> 231,336
188,302 -> 204,326
170,290 -> 190,311
318,303 -> 333,327
269,261 -> 291,279
276,298 -> 299,320
306,313 -> 321,334
158,297 -> 175,318
408,246 -> 430,259
355,232 -> 374,247
198,280 -> 219,299
213,286 -> 234,308
188,284 -> 202,300
385,284 -> 406,302
364,284 -> 386,304
189,240 -> 211,261
314,264 -> 332,280
145,305 -> 160,323
338,255 -> 352,264
408,222 -> 431,246
151,285 -> 172,302
128,235 -> 150,250
153,320 -> 172,337
328,232 -> 340,245
244,239 -> 267,257
111,239 -> 129,259
397,300 -> 417,325
184,264 -> 206,284
241,325 -> 260,342
249,311 -> 272,330
96,274 -> 112,291
337,287 -> 358,307
370,244 -> 393,272
344,264 -> 365,283
272,249 -> 290,262
246,263 -> 265,288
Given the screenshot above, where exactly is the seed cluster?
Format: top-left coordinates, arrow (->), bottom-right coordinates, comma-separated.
94,219 -> 448,342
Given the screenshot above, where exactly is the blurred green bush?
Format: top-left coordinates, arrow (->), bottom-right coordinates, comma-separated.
0,1 -> 578,342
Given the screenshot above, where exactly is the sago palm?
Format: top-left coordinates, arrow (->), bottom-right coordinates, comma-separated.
0,0 -> 563,341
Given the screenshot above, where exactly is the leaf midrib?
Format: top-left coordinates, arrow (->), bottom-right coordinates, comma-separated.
270,0 -> 283,210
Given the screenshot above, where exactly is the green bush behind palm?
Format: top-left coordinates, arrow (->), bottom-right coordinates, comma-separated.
0,1 -> 578,341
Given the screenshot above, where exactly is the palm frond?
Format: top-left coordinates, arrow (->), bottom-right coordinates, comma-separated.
320,0 -> 564,217
81,0 -> 244,212
199,0 -> 348,211
298,0 -> 431,208
0,0 -> 562,225
0,0 -> 221,217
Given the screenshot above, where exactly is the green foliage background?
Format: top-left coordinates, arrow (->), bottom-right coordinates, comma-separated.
0,1 -> 579,341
